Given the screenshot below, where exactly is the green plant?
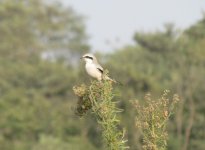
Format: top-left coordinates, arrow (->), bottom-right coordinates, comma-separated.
132,90 -> 179,150
73,80 -> 128,150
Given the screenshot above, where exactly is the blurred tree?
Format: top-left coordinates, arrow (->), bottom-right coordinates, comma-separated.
106,21 -> 205,150
184,13 -> 205,40
0,0 -> 94,150
0,0 -> 89,61
0,0 -> 204,149
133,24 -> 178,53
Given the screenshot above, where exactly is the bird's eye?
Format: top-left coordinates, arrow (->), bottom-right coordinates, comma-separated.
85,56 -> 93,60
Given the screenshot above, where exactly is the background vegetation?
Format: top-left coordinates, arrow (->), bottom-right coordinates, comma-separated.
0,0 -> 204,149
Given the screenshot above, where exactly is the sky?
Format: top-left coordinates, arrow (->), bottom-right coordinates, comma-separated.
62,0 -> 205,52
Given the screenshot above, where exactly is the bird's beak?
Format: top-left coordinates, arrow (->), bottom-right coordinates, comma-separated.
80,56 -> 83,59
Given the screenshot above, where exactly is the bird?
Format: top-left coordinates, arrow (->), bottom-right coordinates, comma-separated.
81,53 -> 117,83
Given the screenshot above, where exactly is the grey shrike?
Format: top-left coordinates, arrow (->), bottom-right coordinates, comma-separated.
81,53 -> 117,83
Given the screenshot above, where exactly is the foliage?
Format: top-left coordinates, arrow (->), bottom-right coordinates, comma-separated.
132,91 -> 179,150
0,0 -> 93,150
0,0 -> 204,149
73,80 -> 128,150
0,0 -> 89,60
106,18 -> 205,150
0,60 -> 85,150
32,135 -> 96,150
134,24 -> 178,53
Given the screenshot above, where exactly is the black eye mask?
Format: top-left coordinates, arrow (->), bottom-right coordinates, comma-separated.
85,56 -> 93,60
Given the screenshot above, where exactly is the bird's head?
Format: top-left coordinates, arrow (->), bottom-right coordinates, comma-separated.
81,53 -> 97,63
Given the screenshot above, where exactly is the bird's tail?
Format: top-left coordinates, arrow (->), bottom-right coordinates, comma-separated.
104,76 -> 123,85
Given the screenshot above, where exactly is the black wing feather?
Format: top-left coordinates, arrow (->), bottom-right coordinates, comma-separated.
97,67 -> 103,74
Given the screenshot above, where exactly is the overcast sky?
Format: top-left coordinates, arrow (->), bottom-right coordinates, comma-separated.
62,0 -> 205,52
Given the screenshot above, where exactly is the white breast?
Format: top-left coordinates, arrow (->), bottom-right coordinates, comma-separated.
85,63 -> 102,80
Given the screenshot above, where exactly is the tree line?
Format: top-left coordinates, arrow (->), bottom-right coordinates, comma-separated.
0,0 -> 204,149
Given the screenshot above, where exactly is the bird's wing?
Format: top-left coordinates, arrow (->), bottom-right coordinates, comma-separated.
96,64 -> 104,74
